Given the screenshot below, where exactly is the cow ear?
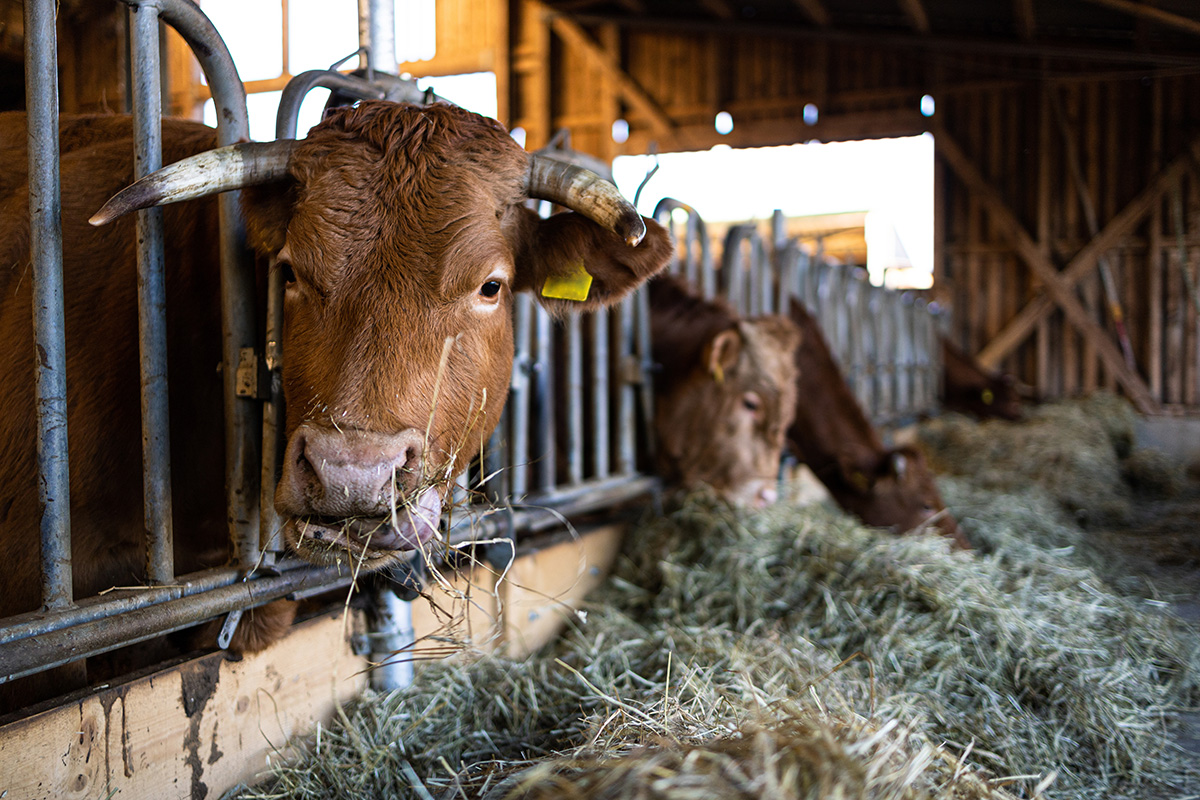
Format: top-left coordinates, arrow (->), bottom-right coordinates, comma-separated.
703,327 -> 742,385
836,448 -> 881,493
510,208 -> 672,314
889,451 -> 908,480
748,314 -> 803,355
241,182 -> 296,256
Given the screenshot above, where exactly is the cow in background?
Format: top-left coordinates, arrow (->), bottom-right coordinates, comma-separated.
650,276 -> 801,508
940,336 -> 1023,421
0,102 -> 670,712
786,299 -> 969,548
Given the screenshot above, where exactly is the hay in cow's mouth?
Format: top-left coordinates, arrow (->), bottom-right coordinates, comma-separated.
234,467 -> 1200,800
287,485 -> 443,565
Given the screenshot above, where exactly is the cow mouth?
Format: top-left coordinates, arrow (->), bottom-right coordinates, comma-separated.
285,487 -> 443,565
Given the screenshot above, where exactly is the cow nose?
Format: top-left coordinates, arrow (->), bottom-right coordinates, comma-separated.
756,486 -> 779,507
277,424 -> 427,518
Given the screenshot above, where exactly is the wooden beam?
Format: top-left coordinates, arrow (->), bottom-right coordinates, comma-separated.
1013,0 -> 1036,40
976,131 -> 1200,373
1078,0 -> 1200,38
898,0 -> 931,33
789,0 -> 830,27
547,11 -> 678,142
697,0 -> 736,20
935,127 -> 1159,412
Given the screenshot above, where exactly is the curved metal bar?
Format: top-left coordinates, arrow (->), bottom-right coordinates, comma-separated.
276,70 -> 387,140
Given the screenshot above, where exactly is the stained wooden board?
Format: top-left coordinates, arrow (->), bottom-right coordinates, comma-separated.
0,610 -> 367,800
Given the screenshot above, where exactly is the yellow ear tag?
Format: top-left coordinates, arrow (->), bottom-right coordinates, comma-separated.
982,388 -> 995,406
711,363 -> 725,385
541,259 -> 593,302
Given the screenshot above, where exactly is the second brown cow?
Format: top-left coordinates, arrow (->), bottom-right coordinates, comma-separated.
786,299 -> 968,548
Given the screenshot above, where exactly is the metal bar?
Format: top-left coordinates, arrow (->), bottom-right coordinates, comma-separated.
635,287 -> 655,456
0,563 -> 354,684
130,1 -> 175,585
535,303 -> 556,493
617,295 -> 637,475
359,0 -> 397,73
511,294 -> 533,497
367,587 -> 414,690
142,0 -> 260,570
25,0 -> 72,611
591,311 -> 610,479
276,71 -> 387,139
566,315 -> 584,486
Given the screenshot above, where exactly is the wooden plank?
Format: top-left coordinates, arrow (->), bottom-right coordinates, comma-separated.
501,523 -> 624,659
976,131 -> 1200,371
411,557 -> 502,655
898,0 -> 931,33
0,611 -> 367,800
1013,0 -> 1037,40
936,126 -> 1159,411
1035,82 -> 1052,392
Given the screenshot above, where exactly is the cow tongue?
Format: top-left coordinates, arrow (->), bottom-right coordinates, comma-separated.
351,486 -> 442,551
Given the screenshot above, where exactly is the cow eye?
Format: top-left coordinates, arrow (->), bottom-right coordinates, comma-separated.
278,260 -> 297,285
742,392 -> 761,413
480,280 -> 503,298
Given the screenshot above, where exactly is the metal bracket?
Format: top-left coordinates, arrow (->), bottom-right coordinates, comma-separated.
234,347 -> 268,399
217,607 -> 243,649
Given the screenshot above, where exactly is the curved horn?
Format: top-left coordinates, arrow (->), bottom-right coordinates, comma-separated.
90,140 -> 296,226
525,154 -> 646,247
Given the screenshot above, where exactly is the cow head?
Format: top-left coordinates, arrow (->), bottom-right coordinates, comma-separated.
92,101 -> 671,570
835,445 -> 969,549
653,306 -> 801,508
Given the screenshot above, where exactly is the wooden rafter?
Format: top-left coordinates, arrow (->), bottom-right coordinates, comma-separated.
934,127 -> 1159,412
789,0 -> 830,27
975,131 -> 1200,373
1079,0 -> 1200,37
897,0 -> 931,33
546,11 -> 677,141
697,0 -> 736,20
1013,0 -> 1036,40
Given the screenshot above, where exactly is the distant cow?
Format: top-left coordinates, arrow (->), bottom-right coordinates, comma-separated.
786,300 -> 968,548
940,336 -> 1022,421
0,103 -> 670,683
649,276 -> 801,507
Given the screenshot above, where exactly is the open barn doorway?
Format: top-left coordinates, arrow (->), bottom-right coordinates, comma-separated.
612,133 -> 936,291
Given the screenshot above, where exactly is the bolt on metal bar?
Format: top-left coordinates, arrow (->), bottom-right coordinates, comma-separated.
129,1 -> 175,585
140,0 -> 260,570
25,0 -> 72,611
590,311 -> 610,479
566,315 -> 584,486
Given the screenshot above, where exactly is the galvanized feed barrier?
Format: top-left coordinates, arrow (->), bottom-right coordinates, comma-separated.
0,0 -> 657,693
653,201 -> 942,428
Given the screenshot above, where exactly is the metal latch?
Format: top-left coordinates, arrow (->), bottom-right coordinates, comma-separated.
235,347 -> 269,399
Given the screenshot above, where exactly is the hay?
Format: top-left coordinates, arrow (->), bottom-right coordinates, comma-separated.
233,494 -> 1199,800
916,394 -> 1165,525
1122,448 -> 1187,498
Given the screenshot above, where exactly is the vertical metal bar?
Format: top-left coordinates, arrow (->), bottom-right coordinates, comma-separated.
26,0 -> 72,611
535,303 -> 556,493
368,586 -> 414,690
260,265 -> 285,562
359,0 -> 397,73
566,315 -> 584,486
484,416 -> 508,503
756,238 -> 771,316
130,2 -> 174,585
150,0 -> 259,570
617,295 -> 637,475
635,287 -> 655,459
684,215 -> 698,286
591,311 -> 610,480
511,294 -> 533,498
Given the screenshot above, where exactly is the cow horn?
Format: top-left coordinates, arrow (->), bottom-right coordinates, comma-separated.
525,154 -> 646,247
90,140 -> 296,226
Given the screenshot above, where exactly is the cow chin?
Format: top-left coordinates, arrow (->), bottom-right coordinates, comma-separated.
282,486 -> 443,569
717,477 -> 780,509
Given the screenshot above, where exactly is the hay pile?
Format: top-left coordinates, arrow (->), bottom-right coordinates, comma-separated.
233,494 -> 1199,800
917,394 -> 1186,525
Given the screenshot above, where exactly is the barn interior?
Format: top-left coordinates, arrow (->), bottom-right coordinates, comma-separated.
1,0 -> 1200,798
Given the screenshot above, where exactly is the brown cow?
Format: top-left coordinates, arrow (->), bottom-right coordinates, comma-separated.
1,103 -> 670,703
649,276 -> 801,507
785,299 -> 968,548
940,336 -> 1023,421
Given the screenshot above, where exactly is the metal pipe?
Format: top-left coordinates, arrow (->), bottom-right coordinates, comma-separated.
358,0 -> 397,74
535,303 -> 556,493
511,294 -> 533,497
275,70 -> 387,139
617,294 -> 637,475
591,311 -> 610,479
566,315 -> 584,485
635,287 -> 655,456
130,0 -> 260,569
25,0 -> 73,611
130,1 -> 175,585
0,563 -> 354,684
367,587 -> 414,690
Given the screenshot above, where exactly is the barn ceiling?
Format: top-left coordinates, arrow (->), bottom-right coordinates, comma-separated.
543,0 -> 1200,63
